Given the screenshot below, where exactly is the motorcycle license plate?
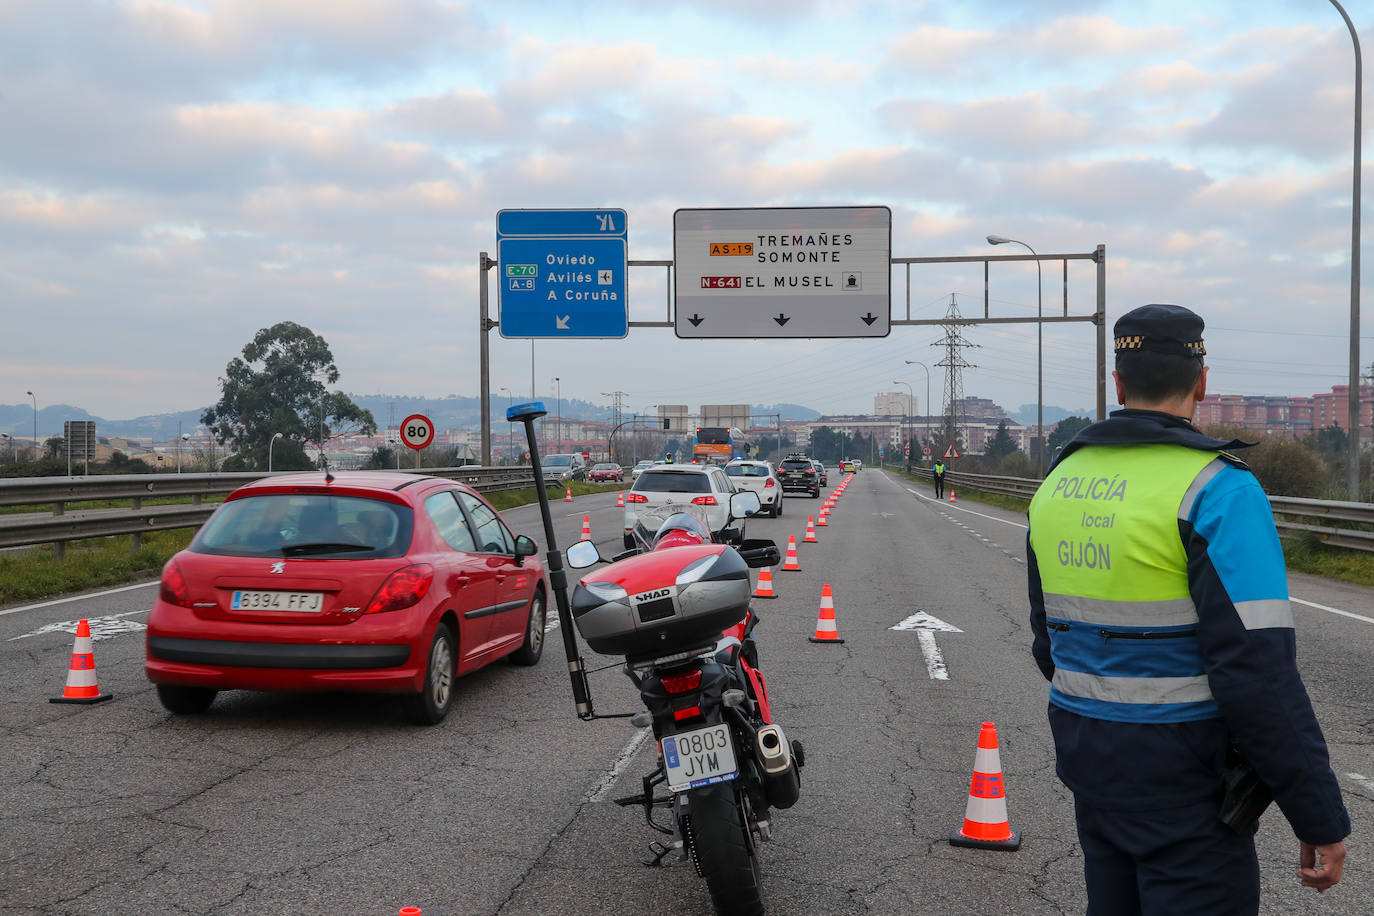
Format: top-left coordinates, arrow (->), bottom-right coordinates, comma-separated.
231,591 -> 323,612
661,724 -> 738,792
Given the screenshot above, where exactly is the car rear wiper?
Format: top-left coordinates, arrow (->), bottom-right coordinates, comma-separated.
281,542 -> 376,556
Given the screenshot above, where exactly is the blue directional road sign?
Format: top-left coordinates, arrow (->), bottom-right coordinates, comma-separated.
497,209 -> 628,339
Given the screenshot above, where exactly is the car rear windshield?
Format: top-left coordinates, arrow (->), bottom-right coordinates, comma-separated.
780,460 -> 813,470
634,470 -> 711,493
191,494 -> 413,558
725,465 -> 769,478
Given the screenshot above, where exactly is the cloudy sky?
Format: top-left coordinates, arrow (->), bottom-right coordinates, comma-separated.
1,0 -> 1369,428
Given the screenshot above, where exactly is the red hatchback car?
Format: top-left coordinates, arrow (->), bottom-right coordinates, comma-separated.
588,462 -> 623,482
146,472 -> 547,724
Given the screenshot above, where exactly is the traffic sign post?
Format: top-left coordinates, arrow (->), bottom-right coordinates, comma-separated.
497,209 -> 628,339
673,206 -> 891,338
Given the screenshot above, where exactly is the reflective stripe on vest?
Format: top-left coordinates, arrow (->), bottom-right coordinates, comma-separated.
1029,445 -> 1226,723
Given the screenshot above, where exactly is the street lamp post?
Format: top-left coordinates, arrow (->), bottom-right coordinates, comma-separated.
893,381 -> 914,471
903,360 -> 931,462
269,432 -> 283,471
1330,0 -> 1362,500
178,432 -> 189,473
987,235 -> 1045,477
554,377 -> 561,452
25,390 -> 36,454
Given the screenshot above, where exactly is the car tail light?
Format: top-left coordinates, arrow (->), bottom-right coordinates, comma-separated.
159,558 -> 194,608
626,493 -> 649,503
804,469 -> 815,475
764,478 -> 775,487
661,669 -> 703,694
364,564 -> 434,614
691,496 -> 717,505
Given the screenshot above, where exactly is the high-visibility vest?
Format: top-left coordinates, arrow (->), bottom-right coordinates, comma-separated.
1028,444 -> 1223,723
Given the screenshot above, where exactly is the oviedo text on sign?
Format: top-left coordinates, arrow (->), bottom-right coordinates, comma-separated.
673,206 -> 892,338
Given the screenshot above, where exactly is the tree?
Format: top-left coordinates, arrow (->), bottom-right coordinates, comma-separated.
1048,416 -> 1092,453
984,420 -> 1019,460
201,322 -> 376,470
1201,425 -> 1329,498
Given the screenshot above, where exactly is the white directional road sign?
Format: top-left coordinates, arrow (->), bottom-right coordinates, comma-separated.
673,206 -> 891,338
891,611 -> 963,680
400,414 -> 434,450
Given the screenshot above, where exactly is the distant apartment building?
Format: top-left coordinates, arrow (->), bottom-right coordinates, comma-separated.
1198,384 -> 1371,439
874,392 -> 916,417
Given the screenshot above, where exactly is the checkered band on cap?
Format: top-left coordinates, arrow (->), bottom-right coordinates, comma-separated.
1114,335 -> 1205,355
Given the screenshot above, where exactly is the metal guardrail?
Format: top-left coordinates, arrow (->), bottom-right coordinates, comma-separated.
899,465 -> 1374,552
0,467 -> 560,556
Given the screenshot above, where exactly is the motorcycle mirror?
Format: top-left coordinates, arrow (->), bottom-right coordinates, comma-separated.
565,539 -> 602,569
729,490 -> 761,519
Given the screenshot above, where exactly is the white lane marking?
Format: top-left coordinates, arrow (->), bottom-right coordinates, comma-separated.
910,488 -> 1372,625
1291,598 -> 1374,626
890,611 -> 962,681
10,609 -> 149,641
1346,773 -> 1374,797
0,581 -> 156,617
587,727 -> 652,802
544,612 -> 561,634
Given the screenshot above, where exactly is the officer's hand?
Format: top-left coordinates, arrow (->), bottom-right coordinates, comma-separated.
1298,840 -> 1346,892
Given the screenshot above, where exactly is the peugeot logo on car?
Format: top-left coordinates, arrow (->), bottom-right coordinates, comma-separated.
269,561 -> 285,574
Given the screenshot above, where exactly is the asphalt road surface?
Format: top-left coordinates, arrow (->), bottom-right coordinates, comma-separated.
2,470 -> 1370,915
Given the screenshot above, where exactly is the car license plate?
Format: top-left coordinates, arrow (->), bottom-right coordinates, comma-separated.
661,724 -> 737,792
230,591 -> 324,612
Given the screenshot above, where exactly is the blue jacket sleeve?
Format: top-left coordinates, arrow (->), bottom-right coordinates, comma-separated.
1185,465 -> 1349,845
1027,531 -> 1054,681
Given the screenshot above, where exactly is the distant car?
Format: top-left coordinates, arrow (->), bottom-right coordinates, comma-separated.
724,460 -> 782,517
588,462 -> 623,482
811,459 -> 828,486
775,454 -> 821,498
624,465 -> 748,547
145,472 -> 547,725
839,459 -> 855,472
541,453 -> 588,482
850,459 -> 863,471
630,460 -> 655,480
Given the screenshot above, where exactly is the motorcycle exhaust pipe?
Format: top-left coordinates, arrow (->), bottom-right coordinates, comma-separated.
755,724 -> 800,810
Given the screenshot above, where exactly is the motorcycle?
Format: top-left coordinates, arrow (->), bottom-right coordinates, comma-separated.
505,401 -> 801,916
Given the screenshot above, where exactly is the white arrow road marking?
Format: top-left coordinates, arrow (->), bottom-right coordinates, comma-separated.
10,609 -> 149,641
890,611 -> 963,680
556,314 -> 571,329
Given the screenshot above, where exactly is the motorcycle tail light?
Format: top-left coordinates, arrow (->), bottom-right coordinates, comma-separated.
661,669 -> 703,695
159,558 -> 194,608
626,493 -> 649,503
690,496 -> 717,505
673,706 -> 702,722
364,564 -> 434,614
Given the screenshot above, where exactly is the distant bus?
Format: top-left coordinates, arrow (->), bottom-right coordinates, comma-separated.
693,427 -> 750,464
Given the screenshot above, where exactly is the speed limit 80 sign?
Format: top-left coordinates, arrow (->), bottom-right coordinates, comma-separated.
399,414 -> 434,450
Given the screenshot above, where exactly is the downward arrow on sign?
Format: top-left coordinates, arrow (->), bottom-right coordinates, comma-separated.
890,611 -> 963,680
555,315 -> 571,330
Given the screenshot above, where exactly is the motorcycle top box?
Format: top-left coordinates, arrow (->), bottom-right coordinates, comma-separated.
570,543 -> 752,660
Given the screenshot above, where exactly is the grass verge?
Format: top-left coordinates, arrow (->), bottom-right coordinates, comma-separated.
0,481 -> 625,607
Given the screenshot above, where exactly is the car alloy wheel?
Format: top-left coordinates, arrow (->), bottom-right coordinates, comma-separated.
405,622 -> 456,725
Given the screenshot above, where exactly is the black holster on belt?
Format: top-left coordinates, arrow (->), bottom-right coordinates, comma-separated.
1220,745 -> 1273,835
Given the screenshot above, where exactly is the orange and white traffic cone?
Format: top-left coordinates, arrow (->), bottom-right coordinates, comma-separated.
949,489 -> 956,504
616,491 -> 624,507
803,517 -> 818,542
50,619 -> 112,705
580,515 -> 591,539
565,487 -> 574,502
781,535 -> 801,571
753,566 -> 778,599
949,721 -> 1020,851
817,510 -> 828,527
808,584 -> 845,644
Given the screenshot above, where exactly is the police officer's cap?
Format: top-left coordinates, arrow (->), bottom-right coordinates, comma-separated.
1113,304 -> 1206,357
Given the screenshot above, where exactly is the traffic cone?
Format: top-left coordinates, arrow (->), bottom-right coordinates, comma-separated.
949,489 -> 956,504
817,510 -> 828,527
616,491 -> 624,507
808,584 -> 845,644
580,515 -> 591,539
753,566 -> 778,599
50,619 -> 112,704
949,721 -> 1020,851
781,535 -> 801,571
399,909 -> 422,916
803,517 -> 818,542
565,487 -> 573,502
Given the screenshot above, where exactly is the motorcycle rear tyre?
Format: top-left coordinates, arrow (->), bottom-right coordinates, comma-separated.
686,782 -> 764,916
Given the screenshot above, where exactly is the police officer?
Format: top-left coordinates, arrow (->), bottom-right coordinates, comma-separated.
931,458 -> 947,500
1026,304 -> 1348,914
